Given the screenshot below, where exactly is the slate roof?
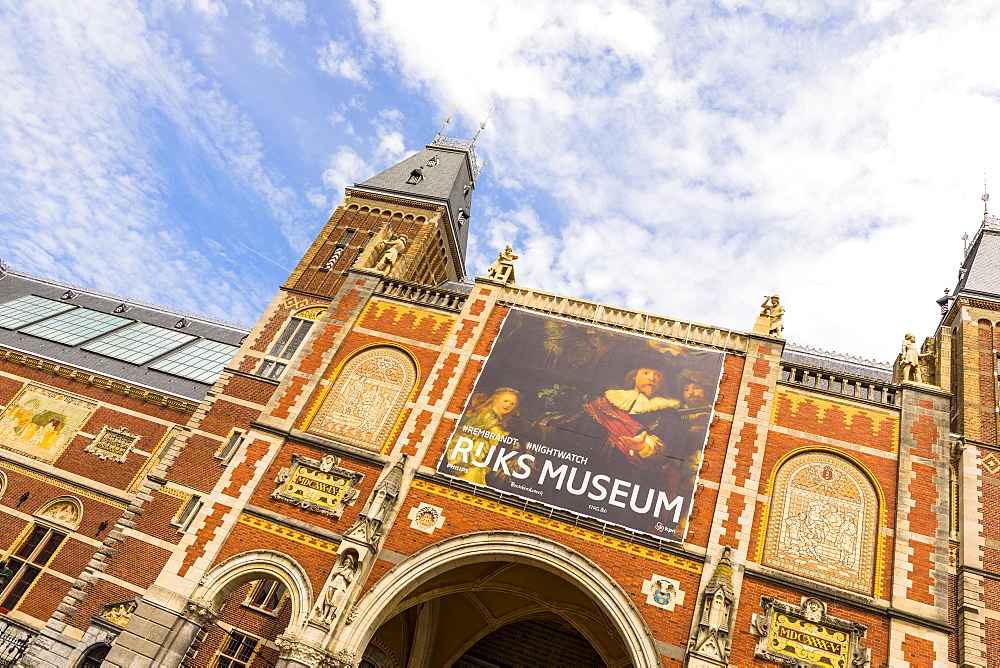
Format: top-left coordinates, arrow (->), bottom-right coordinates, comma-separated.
953,217 -> 1000,299
355,142 -> 476,270
0,268 -> 249,402
782,342 -> 893,382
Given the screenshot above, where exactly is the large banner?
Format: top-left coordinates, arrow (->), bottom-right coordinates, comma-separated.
437,309 -> 725,542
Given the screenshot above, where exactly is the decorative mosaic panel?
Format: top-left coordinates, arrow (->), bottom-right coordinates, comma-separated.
0,383 -> 97,463
762,451 -> 878,594
407,502 -> 446,534
642,575 -> 684,611
85,425 -> 140,462
307,347 -> 416,452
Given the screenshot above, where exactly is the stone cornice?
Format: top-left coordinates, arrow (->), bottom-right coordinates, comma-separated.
494,283 -> 749,355
0,346 -> 199,413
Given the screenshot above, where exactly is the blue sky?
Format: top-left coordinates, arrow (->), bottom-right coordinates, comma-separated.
2,0 -> 1000,361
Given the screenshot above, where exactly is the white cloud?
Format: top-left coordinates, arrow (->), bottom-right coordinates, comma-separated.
318,39 -> 367,82
251,27 -> 285,67
322,147 -> 373,193
0,0 -> 302,324
244,0 -> 307,26
347,0 -> 1000,360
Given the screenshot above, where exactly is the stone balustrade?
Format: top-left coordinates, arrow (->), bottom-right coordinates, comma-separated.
496,285 -> 749,354
780,362 -> 899,407
374,278 -> 468,312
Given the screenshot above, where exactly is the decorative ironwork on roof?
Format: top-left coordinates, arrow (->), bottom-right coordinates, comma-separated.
782,342 -> 892,382
429,135 -> 482,179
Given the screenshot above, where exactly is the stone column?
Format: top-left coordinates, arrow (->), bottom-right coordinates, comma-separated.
886,382 -> 953,665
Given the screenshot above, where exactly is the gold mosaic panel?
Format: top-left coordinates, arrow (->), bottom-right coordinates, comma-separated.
306,347 -> 416,452
0,383 -> 97,463
762,451 -> 878,594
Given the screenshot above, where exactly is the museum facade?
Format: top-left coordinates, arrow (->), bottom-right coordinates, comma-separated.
0,131 -> 993,667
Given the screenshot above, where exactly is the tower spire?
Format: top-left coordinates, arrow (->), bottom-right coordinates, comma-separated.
471,107 -> 494,144
983,175 -> 989,219
434,103 -> 460,141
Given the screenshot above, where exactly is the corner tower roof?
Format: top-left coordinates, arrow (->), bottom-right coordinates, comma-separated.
353,137 -> 481,270
953,216 -> 1000,299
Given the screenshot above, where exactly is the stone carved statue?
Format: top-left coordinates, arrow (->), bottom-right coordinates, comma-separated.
900,333 -> 930,383
759,295 -> 785,337
486,245 -> 518,284
313,553 -> 357,624
344,457 -> 406,546
687,547 -> 736,665
373,234 -> 407,274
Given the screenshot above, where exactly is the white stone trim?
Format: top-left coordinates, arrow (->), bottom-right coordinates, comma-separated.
190,549 -> 314,629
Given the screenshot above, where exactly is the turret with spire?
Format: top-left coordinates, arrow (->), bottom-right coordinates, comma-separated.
283,113 -> 489,298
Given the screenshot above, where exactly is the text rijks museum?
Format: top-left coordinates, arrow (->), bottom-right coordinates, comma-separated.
0,125 -> 993,668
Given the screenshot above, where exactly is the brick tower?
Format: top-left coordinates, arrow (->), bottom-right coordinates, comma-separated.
100,132 -> 484,667
938,210 -> 1000,666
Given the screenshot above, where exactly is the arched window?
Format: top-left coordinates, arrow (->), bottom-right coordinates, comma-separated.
307,347 -> 416,452
77,643 -> 110,668
762,451 -> 879,594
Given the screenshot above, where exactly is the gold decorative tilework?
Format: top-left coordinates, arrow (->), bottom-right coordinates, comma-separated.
772,390 -> 899,451
0,383 -> 97,463
413,479 -> 701,574
0,461 -> 127,509
237,513 -> 339,554
981,450 -> 1000,476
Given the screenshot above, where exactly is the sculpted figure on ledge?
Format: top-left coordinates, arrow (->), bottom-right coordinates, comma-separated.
900,332 -> 931,383
486,245 -> 518,284
373,234 -> 407,274
313,552 -> 357,624
759,294 -> 785,337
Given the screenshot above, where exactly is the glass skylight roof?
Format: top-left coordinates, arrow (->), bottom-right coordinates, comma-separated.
149,339 -> 239,383
0,296 -> 74,329
82,323 -> 196,365
20,307 -> 130,345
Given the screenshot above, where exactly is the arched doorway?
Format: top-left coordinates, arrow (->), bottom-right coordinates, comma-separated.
342,533 -> 659,668
77,642 -> 110,668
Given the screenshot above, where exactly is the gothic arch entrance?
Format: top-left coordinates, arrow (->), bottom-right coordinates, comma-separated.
184,550 -> 315,668
340,533 -> 659,668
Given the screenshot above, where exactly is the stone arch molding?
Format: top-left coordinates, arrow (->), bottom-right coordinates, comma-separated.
37,495 -> 83,530
191,549 -> 314,629
337,532 -> 662,667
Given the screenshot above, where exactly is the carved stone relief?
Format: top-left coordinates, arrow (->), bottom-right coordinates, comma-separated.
39,498 -> 82,528
407,502 -> 445,534
275,633 -> 335,667
85,425 -> 140,462
271,454 -> 362,519
98,600 -> 137,627
344,458 -> 405,547
751,596 -> 870,667
307,347 -> 416,452
642,575 -> 684,611
763,451 -> 878,594
688,547 -> 736,666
